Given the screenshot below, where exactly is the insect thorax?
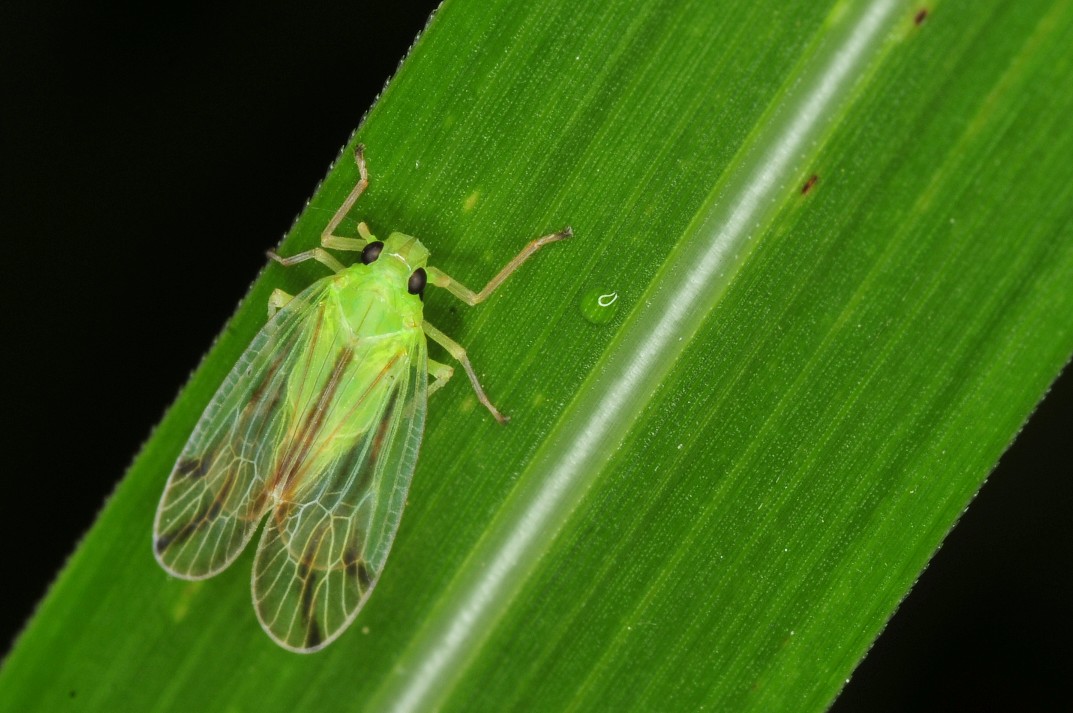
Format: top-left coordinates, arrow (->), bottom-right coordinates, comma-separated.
330,264 -> 424,340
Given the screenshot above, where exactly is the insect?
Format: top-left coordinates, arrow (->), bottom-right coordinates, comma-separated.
153,145 -> 571,652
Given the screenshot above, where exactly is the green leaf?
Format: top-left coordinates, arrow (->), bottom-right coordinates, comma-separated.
4,0 -> 1072,711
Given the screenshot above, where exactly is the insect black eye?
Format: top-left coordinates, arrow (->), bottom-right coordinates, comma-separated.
361,241 -> 384,264
408,267 -> 427,299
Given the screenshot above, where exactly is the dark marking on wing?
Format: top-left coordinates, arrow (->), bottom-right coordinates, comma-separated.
274,345 -> 355,498
268,302 -> 328,493
248,349 -> 290,406
206,499 -> 222,521
342,547 -> 374,596
274,345 -> 407,504
298,531 -> 327,649
368,389 -> 399,462
357,561 -> 372,591
335,387 -> 401,500
299,566 -> 322,649
157,470 -> 237,552
176,457 -> 209,479
344,547 -> 360,580
155,519 -> 198,553
154,533 -> 175,554
305,617 -> 322,650
251,490 -> 270,516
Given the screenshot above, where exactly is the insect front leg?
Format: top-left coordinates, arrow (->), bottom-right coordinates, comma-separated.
322,222 -> 375,253
427,226 -> 572,306
423,321 -> 507,424
267,247 -> 345,273
267,289 -> 295,319
268,146 -> 376,269
320,144 -> 371,251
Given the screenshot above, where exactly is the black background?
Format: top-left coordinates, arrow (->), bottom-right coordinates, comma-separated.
1,2 -> 1069,710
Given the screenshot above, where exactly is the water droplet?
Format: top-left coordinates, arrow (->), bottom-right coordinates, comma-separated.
579,289 -> 620,324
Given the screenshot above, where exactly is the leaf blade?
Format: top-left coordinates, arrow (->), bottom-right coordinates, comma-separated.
4,0 -> 1073,711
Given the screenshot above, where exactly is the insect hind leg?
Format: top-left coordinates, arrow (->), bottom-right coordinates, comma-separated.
427,359 -> 454,398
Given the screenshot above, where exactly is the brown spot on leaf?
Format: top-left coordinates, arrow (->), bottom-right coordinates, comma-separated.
914,8 -> 928,25
801,174 -> 819,195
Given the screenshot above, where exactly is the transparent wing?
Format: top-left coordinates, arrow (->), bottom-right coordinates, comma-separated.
152,281 -> 334,579
252,334 -> 427,652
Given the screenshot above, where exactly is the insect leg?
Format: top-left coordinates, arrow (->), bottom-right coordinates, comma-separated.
266,248 -> 345,273
427,227 -> 572,306
320,144 -> 370,248
427,358 -> 455,398
271,147 -> 372,263
267,289 -> 295,319
321,223 -> 371,253
423,321 -> 507,424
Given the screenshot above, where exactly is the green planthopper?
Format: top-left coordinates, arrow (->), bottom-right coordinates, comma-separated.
153,145 -> 571,652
